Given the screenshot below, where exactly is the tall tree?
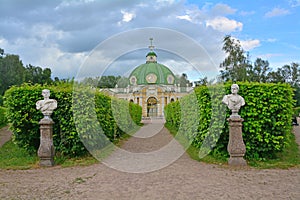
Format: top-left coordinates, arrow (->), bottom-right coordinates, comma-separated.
248,58 -> 270,82
178,73 -> 191,87
219,35 -> 248,82
0,51 -> 25,95
0,48 -> 53,96
98,75 -> 121,88
24,64 -> 52,84
267,63 -> 300,85
194,76 -> 208,86
289,62 -> 299,86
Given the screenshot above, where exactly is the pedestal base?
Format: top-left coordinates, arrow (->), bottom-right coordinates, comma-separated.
228,156 -> 247,166
227,116 -> 247,167
39,158 -> 55,167
38,118 -> 55,167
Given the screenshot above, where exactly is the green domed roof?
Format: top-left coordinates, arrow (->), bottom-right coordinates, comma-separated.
146,51 -> 157,57
129,61 -> 177,85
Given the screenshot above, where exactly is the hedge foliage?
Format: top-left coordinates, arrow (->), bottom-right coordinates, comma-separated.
0,106 -> 7,127
4,83 -> 142,156
165,82 -> 294,159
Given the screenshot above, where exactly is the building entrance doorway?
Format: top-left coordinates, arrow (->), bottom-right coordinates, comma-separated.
147,97 -> 158,117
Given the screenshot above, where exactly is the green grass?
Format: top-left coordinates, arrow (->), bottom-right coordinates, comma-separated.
55,154 -> 98,168
0,140 -> 39,170
0,106 -> 7,128
248,131 -> 300,169
165,123 -> 300,169
0,140 -> 100,169
0,124 -> 6,129
0,124 -> 142,169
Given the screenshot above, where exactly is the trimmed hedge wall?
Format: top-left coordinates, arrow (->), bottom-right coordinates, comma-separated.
4,83 -> 142,156
165,82 -> 294,159
0,106 -> 7,127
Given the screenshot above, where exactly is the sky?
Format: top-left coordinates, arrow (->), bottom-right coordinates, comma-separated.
0,0 -> 299,82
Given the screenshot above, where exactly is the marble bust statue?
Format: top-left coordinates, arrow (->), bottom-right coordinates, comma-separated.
222,84 -> 245,117
36,89 -> 57,119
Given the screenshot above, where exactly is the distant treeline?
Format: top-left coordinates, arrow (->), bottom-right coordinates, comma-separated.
0,48 -> 53,96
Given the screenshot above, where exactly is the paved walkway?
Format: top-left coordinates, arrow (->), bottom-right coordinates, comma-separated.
0,121 -> 300,199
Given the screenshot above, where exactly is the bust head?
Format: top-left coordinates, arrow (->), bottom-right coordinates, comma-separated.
231,84 -> 239,95
42,89 -> 50,99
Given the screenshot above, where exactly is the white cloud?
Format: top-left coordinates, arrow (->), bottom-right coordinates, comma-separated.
265,8 -> 290,18
266,38 -> 277,42
206,17 -> 243,33
121,10 -> 136,22
176,15 -> 192,22
239,39 -> 260,51
0,1 -> 234,79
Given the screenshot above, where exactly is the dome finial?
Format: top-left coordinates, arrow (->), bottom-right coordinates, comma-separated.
148,38 -> 155,51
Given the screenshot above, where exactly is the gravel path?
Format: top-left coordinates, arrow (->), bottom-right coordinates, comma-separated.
0,126 -> 12,147
0,121 -> 300,199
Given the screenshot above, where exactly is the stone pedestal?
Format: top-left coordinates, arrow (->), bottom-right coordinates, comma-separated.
227,116 -> 247,166
38,118 -> 55,167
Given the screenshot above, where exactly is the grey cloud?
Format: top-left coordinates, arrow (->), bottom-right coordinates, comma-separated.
0,0 -> 228,79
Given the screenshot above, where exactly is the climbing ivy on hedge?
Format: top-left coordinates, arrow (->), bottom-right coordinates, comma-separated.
4,83 -> 142,156
165,82 -> 294,159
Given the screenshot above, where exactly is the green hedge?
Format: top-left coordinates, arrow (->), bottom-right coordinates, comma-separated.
0,106 -> 7,127
165,82 -> 294,159
4,83 -> 142,156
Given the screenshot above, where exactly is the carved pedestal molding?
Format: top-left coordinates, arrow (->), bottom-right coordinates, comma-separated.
38,118 -> 55,166
227,116 -> 247,166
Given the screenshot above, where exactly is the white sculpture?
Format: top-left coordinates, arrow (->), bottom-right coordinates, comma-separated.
36,89 -> 57,119
222,84 -> 245,117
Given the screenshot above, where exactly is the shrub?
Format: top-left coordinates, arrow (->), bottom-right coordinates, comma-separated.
4,83 -> 142,156
165,82 -> 294,159
0,106 -> 7,127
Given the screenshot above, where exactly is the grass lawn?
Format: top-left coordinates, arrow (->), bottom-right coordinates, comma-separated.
248,131 -> 300,169
0,139 -> 100,169
165,123 -> 300,169
0,125 -> 141,170
1,122 -> 299,170
0,140 -> 39,170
